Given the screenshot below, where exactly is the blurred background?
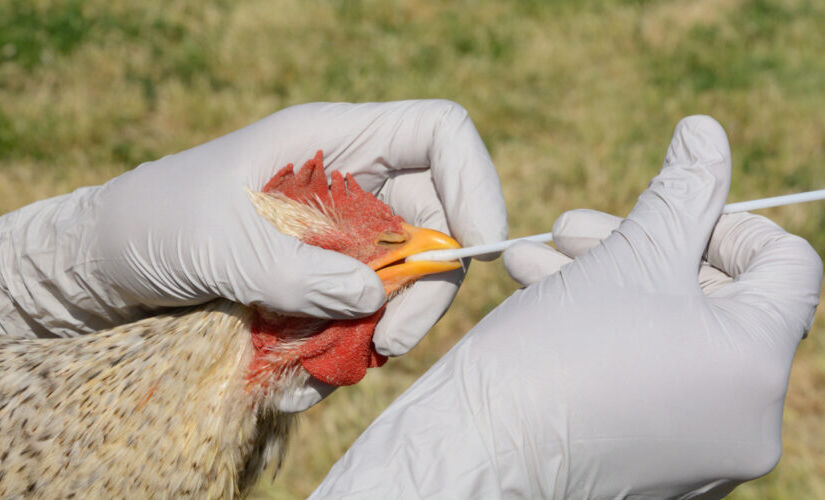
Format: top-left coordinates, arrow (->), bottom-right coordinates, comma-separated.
1,0 -> 823,497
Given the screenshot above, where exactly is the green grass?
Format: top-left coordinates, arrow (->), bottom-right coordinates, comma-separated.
2,0 -> 824,497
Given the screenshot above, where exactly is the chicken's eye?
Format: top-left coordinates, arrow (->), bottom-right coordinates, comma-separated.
376,231 -> 407,246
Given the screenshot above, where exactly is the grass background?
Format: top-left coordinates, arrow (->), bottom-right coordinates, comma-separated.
1,0 -> 824,497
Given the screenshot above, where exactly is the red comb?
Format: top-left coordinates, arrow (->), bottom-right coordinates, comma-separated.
263,150 -> 333,207
263,150 -> 396,225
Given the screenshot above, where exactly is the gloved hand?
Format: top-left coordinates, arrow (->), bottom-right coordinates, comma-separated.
310,116 -> 823,499
0,100 -> 506,406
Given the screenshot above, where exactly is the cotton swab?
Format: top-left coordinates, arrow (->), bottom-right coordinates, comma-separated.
407,189 -> 825,262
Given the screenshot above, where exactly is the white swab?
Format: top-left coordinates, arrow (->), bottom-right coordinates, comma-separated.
408,189 -> 825,262
720,188 -> 825,213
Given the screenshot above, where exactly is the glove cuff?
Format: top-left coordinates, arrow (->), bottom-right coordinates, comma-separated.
0,187 -> 135,338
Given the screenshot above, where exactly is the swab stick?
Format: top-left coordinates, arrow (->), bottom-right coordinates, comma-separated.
408,189 -> 825,262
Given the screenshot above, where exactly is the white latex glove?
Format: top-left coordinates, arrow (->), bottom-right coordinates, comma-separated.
0,100 -> 506,352
311,116 -> 823,499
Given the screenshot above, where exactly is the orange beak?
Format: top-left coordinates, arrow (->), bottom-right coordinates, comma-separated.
370,223 -> 462,295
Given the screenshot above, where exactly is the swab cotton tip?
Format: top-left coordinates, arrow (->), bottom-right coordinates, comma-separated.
408,189 -> 825,262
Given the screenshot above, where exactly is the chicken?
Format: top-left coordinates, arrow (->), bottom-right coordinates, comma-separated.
0,151 -> 461,498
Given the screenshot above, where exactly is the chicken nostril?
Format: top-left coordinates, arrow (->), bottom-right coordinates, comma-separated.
376,231 -> 407,246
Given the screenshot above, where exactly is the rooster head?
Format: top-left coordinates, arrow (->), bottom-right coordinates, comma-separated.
253,150 -> 461,296
247,151 -> 461,388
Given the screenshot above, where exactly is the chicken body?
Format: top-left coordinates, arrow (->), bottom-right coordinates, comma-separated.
0,152 -> 460,498
0,300 -> 295,498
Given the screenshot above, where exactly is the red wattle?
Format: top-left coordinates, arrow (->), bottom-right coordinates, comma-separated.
298,309 -> 387,386
250,308 -> 387,388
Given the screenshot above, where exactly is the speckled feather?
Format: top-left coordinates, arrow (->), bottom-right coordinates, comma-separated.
0,300 -> 298,498
0,152 -> 405,498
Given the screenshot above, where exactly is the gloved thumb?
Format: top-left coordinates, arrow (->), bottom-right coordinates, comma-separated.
614,115 -> 731,288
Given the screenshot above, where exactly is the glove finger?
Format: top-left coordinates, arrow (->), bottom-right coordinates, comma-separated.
698,261 -> 732,296
373,271 -> 463,356
215,198 -> 386,319
706,212 -> 823,340
503,240 -> 572,287
552,209 -> 622,258
417,100 -> 508,257
376,169 -> 445,233
281,100 -> 508,255
275,377 -> 337,413
373,170 -> 464,355
615,115 -> 731,289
